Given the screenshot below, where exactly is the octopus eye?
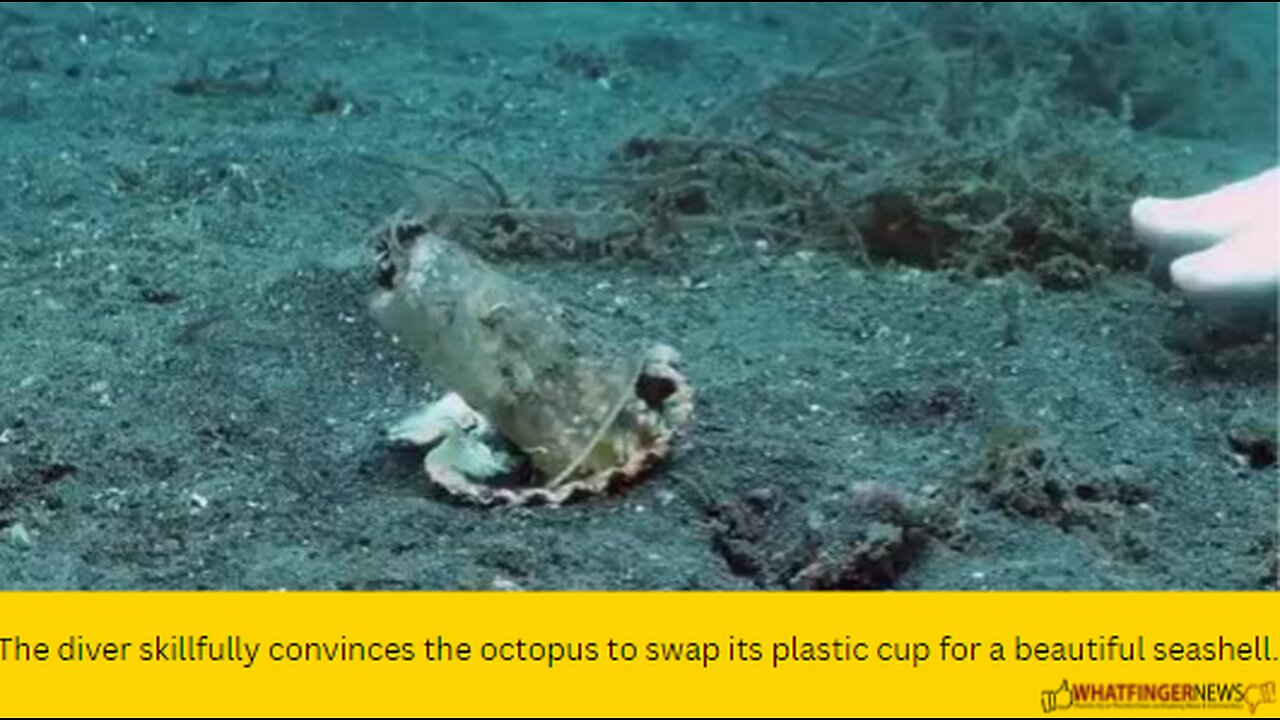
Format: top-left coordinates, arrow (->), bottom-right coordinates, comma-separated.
394,221 -> 428,249
635,372 -> 677,409
375,251 -> 397,289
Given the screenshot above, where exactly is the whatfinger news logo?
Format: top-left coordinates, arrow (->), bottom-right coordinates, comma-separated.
1042,679 -> 1276,714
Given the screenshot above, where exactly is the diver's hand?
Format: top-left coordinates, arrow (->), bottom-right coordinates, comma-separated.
1131,167 -> 1278,318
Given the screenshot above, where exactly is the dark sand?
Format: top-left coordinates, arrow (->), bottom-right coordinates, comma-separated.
0,2 -> 1275,590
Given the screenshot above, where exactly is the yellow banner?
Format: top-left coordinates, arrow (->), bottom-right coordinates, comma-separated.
0,592 -> 1276,717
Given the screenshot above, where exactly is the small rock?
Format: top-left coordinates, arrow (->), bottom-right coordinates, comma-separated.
1227,412 -> 1277,470
188,491 -> 209,512
6,523 -> 33,547
491,576 -> 523,592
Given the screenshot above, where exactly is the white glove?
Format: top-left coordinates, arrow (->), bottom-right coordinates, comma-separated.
1131,167 -> 1278,319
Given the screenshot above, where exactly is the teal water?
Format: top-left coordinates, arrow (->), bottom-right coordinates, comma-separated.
0,2 -> 1274,590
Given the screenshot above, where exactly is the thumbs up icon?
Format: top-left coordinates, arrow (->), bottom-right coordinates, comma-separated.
1041,679 -> 1073,714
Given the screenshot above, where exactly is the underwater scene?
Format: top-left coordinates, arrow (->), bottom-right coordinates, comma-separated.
0,2 -> 1275,590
